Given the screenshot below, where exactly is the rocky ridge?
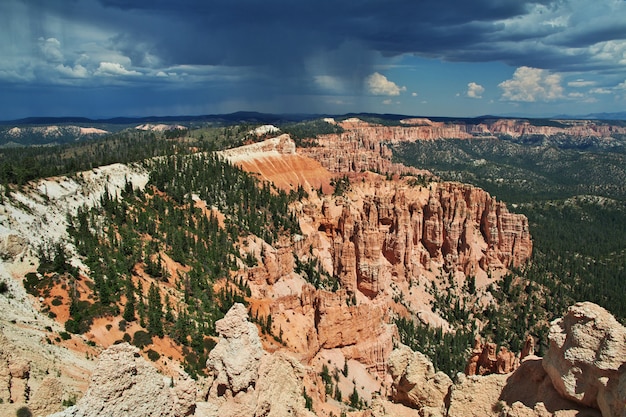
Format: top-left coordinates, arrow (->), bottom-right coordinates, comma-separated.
0,125 -> 109,146
335,117 -> 626,141
302,118 -> 626,176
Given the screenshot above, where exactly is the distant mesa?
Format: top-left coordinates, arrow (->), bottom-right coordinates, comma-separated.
248,124 -> 281,136
135,123 -> 187,132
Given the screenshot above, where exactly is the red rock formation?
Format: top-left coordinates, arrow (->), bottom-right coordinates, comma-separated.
300,122 -> 431,178
520,335 -> 535,361
465,335 -> 530,377
496,347 -> 518,374
323,182 -> 531,298
302,117 -> 626,182
222,127 -> 533,413
465,335 -> 484,376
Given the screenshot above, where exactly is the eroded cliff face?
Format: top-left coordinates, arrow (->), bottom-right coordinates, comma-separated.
235,175 -> 531,381
218,129 -> 533,410
339,182 -> 530,292
330,117 -> 626,143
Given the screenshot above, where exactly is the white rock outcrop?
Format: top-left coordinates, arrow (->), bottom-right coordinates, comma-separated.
48,343 -> 196,417
543,302 -> 626,417
206,303 -> 265,398
201,303 -> 315,417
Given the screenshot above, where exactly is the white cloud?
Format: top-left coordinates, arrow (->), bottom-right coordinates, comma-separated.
95,62 -> 141,77
499,67 -> 563,102
617,80 -> 626,90
590,87 -> 612,94
366,72 -> 406,96
589,40 -> 626,67
382,99 -> 393,105
411,92 -> 418,97
38,37 -> 64,63
467,82 -> 484,99
56,64 -> 88,78
568,79 -> 595,88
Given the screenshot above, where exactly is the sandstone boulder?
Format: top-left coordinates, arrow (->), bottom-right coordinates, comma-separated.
48,343 -> 196,417
499,356 -> 600,417
543,302 -> 626,417
388,345 -> 452,412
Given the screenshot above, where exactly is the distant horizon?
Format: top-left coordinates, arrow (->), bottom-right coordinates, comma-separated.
3,110 -> 626,125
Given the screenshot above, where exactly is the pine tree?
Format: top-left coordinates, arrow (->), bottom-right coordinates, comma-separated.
137,281 -> 146,328
164,294 -> 174,323
123,279 -> 136,322
147,282 -> 164,337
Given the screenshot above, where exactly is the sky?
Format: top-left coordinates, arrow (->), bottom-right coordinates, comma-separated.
1,0 -> 626,119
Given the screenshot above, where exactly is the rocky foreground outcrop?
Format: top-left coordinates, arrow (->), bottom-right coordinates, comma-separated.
449,356 -> 602,417
35,302 -> 624,417
543,302 -> 626,417
49,343 -> 196,417
206,303 -> 265,398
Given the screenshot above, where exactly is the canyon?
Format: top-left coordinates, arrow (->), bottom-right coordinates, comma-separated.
0,117 -> 623,416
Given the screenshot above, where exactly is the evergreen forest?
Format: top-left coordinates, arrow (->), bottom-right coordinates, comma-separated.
394,138 -> 626,333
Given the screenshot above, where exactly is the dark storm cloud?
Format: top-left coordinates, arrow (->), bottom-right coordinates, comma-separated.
2,0 -> 626,118
94,0 -> 544,66
10,0 -> 624,82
